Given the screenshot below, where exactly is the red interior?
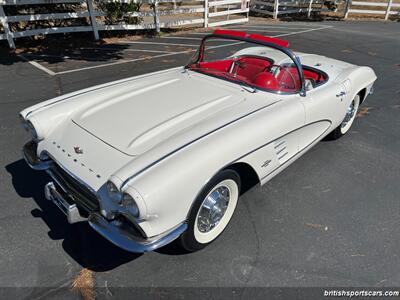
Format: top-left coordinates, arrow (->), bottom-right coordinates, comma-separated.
193,56 -> 327,92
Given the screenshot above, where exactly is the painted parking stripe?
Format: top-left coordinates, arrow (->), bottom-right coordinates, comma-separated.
160,36 -> 203,40
23,25 -> 333,76
115,41 -> 200,47
54,52 -> 181,75
19,54 -> 56,76
23,49 -> 174,56
229,23 -> 329,28
226,26 -> 317,30
80,47 -> 175,53
159,36 -> 232,41
225,28 -> 301,33
273,25 -> 332,37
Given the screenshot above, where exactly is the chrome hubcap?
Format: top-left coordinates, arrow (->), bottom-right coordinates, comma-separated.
197,186 -> 230,233
341,100 -> 356,128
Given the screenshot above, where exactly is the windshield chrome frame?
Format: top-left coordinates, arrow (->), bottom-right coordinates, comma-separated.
185,33 -> 307,97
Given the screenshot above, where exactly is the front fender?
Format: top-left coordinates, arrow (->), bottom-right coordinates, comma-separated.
337,66 -> 377,102
119,98 -> 304,237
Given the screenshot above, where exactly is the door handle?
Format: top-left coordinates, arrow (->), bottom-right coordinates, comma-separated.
336,91 -> 346,97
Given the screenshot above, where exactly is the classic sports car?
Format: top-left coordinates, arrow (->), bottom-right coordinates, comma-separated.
20,29 -> 376,253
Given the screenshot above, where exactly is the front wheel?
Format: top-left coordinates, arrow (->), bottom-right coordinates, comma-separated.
327,95 -> 360,140
179,169 -> 241,252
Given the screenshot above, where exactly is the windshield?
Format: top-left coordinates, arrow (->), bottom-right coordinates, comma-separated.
186,35 -> 304,94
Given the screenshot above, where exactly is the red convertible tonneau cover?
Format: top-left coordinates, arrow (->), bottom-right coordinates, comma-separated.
213,29 -> 289,48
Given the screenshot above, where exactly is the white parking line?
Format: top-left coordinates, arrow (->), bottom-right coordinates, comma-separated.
80,47 -> 174,54
230,23 -> 329,28
116,41 -> 200,47
19,54 -> 56,76
22,25 -> 333,76
226,26 -> 316,31
159,36 -> 229,41
55,52 -> 181,75
160,36 -> 203,40
225,29 -> 299,33
273,25 -> 332,37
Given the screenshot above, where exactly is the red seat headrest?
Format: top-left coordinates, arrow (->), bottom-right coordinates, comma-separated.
254,72 -> 279,90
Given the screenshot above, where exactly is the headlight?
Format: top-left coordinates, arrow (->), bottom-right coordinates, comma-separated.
106,181 -> 140,218
106,181 -> 122,203
121,193 -> 139,218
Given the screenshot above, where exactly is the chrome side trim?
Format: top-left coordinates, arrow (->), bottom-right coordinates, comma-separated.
88,213 -> 187,253
121,100 -> 281,188
186,119 -> 333,220
259,121 -> 333,181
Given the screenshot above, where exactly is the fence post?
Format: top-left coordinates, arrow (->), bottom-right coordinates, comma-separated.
307,0 -> 313,18
86,0 -> 99,40
273,0 -> 279,19
204,0 -> 209,27
384,0 -> 393,20
0,4 -> 15,49
344,0 -> 351,18
153,0 -> 160,33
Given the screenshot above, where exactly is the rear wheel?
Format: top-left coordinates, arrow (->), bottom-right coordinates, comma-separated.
327,95 -> 360,140
179,169 -> 241,252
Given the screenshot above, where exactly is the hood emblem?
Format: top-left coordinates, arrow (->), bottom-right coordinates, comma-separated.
74,146 -> 83,154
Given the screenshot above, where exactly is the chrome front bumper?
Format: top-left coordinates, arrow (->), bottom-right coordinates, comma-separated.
23,141 -> 188,253
44,182 -> 88,223
89,214 -> 187,253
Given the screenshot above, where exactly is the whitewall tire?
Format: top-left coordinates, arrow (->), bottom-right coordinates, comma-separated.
327,95 -> 360,140
179,169 -> 241,252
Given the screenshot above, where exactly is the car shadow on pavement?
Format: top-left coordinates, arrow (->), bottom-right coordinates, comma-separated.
6,159 -> 141,272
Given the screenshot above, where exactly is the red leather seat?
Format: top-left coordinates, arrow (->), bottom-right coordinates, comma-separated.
253,72 -> 279,90
235,57 -> 271,82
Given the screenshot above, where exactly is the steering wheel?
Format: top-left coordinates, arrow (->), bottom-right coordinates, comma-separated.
266,64 -> 297,90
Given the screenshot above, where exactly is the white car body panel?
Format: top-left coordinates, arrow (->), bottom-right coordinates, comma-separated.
21,46 -> 377,241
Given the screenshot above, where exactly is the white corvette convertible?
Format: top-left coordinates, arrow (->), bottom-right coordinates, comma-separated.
20,29 -> 376,252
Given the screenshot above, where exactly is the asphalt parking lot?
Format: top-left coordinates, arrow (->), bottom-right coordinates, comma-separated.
0,19 -> 400,299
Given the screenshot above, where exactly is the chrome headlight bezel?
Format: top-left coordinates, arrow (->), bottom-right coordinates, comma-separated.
106,181 -> 123,203
26,120 -> 38,140
20,115 -> 43,141
106,181 -> 140,218
121,193 -> 140,218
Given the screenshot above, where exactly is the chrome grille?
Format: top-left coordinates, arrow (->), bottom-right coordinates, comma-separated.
48,163 -> 99,213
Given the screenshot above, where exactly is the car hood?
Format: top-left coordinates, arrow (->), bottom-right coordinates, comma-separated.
72,70 -> 246,156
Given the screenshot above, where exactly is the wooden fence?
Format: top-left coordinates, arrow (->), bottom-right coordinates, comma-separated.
0,0 -> 249,49
250,0 -> 333,19
344,0 -> 400,19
